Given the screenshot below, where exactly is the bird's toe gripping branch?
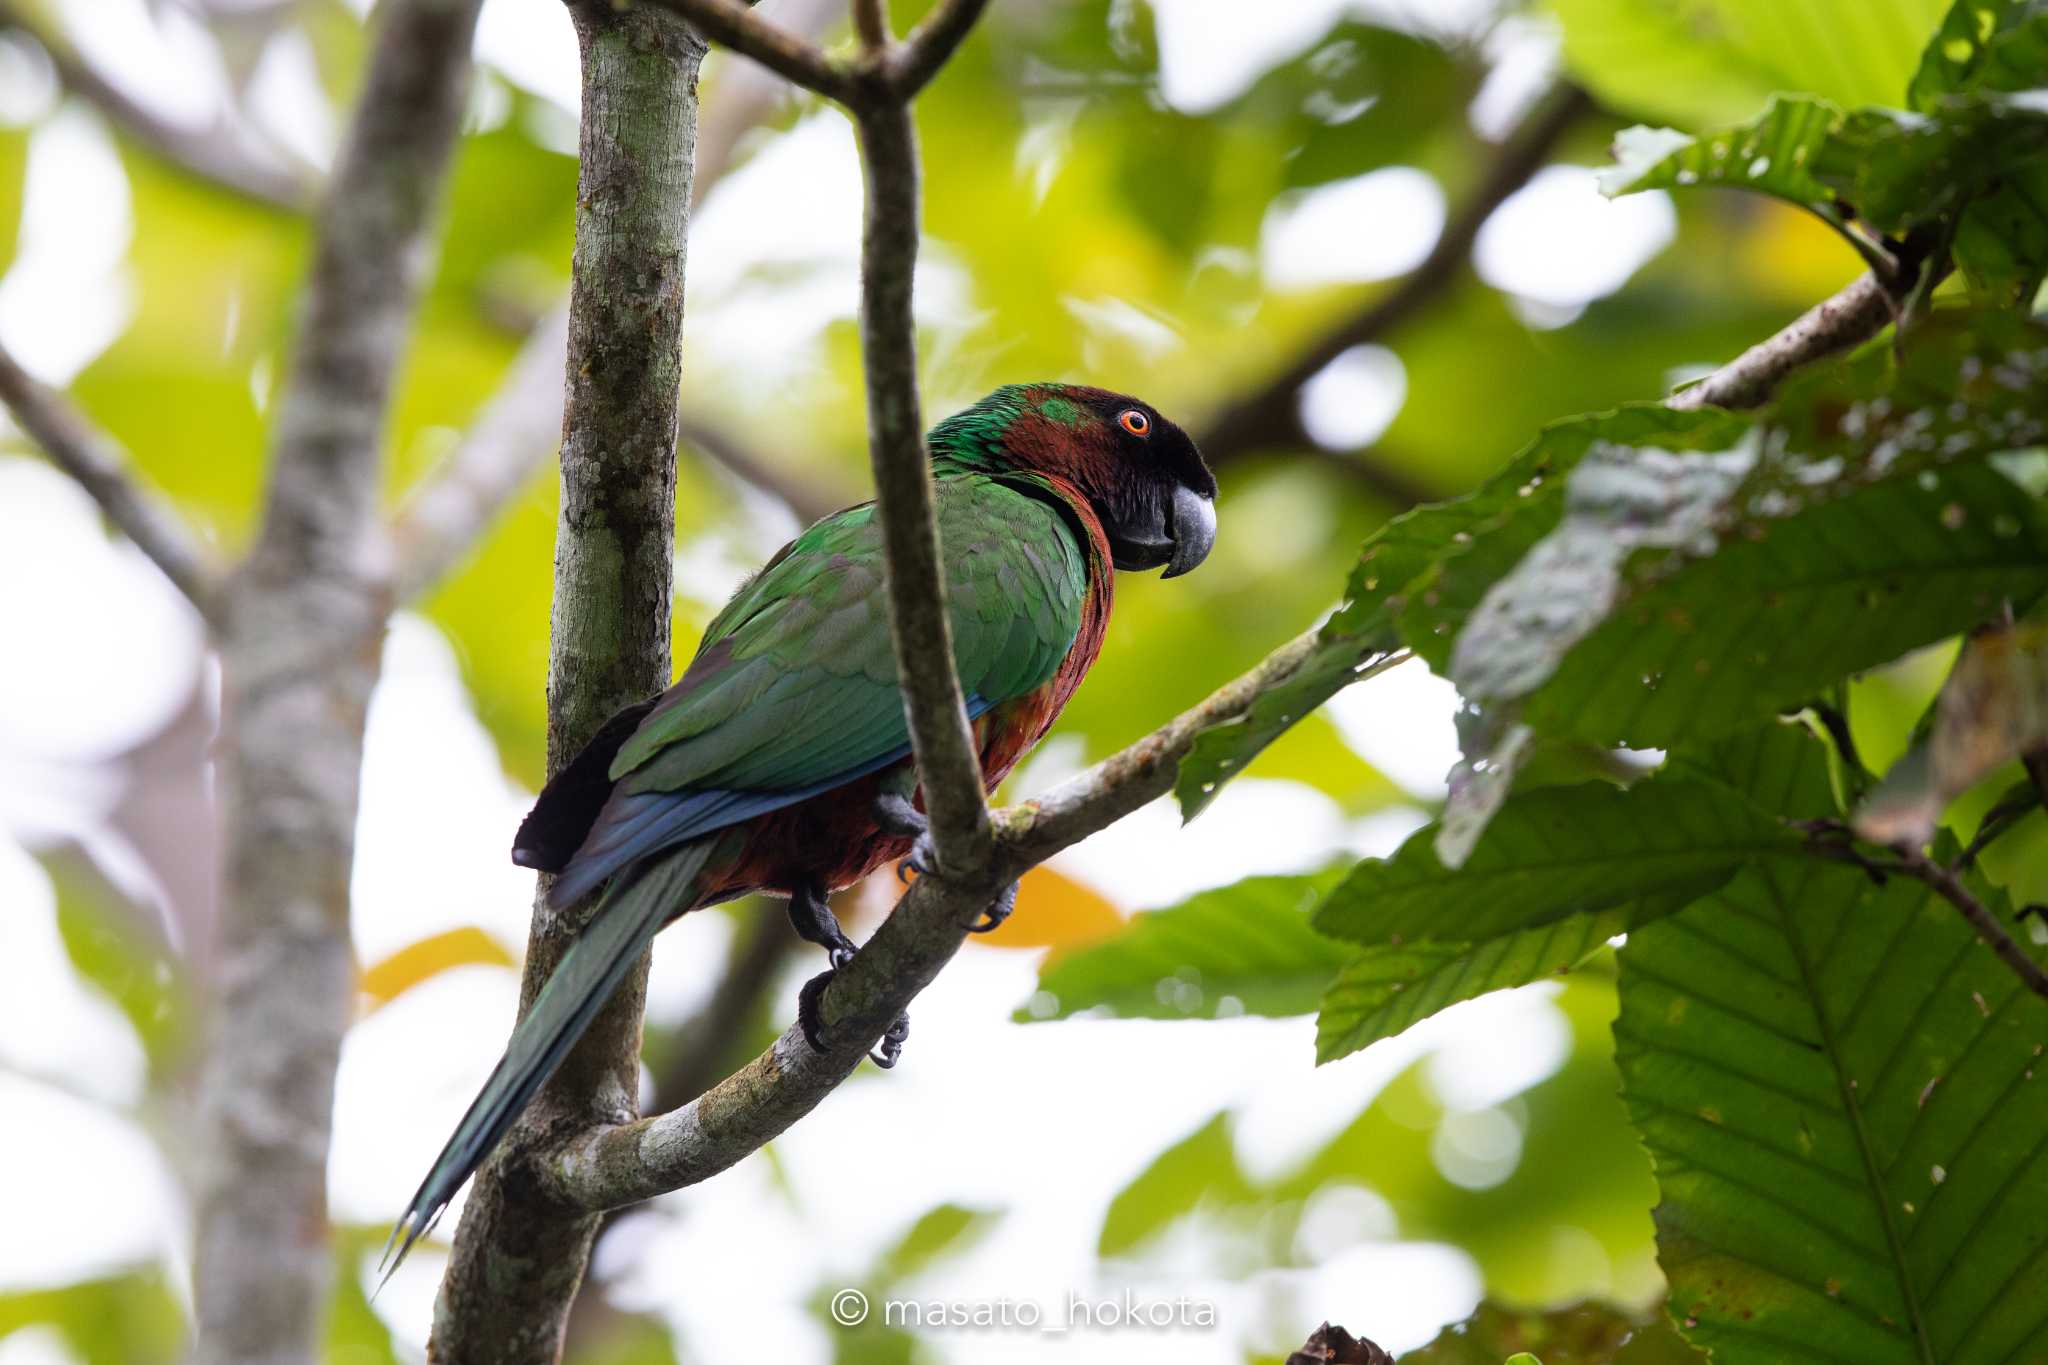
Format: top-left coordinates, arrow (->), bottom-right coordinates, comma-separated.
871,788 -> 1013,933
789,880 -> 910,1068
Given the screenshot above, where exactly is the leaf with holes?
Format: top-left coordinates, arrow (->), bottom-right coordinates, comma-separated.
1909,1 -> 2048,294
1614,857 -> 2048,1363
1519,462 -> 2048,750
1019,869 -> 1352,1022
1598,98 -> 1843,218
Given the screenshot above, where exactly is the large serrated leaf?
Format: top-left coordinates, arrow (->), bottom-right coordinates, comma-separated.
1614,859 -> 2048,1364
1523,462 -> 2048,749
1019,869 -> 1352,1023
1312,779 -> 1796,949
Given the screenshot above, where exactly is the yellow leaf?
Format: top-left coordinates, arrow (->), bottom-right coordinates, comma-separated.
358,926 -> 517,1012
976,865 -> 1124,951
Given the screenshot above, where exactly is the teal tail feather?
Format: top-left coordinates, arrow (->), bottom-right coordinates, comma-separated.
377,839 -> 712,1286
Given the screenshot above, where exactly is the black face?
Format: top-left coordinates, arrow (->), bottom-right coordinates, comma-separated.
1077,392 -> 1219,579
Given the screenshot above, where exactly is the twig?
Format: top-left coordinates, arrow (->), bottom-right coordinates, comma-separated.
0,341 -> 217,614
1667,272 -> 1895,411
1891,850 -> 2048,1001
1802,821 -> 2048,1001
678,415 -> 844,525
390,302 -> 569,600
647,0 -> 857,103
850,90 -> 995,876
1196,82 -> 1592,467
0,0 -> 314,212
851,0 -> 888,51
889,0 -> 990,97
193,2 -> 483,1364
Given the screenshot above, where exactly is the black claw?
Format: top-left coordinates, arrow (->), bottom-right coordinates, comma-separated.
897,831 -> 938,884
797,968 -> 836,1053
969,880 -> 1020,933
870,1013 -> 910,1068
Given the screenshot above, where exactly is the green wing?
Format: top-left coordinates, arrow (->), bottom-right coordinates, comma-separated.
611,475 -> 1088,797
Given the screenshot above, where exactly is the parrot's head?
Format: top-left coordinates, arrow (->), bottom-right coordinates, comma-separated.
934,383 -> 1218,578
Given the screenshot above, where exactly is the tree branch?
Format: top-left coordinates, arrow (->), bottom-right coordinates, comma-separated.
1666,270 -> 1894,411
850,89 -> 995,875
428,5 -> 705,1357
678,414 -> 843,525
1196,82 -> 1592,467
648,0 -> 856,103
0,341 -> 218,614
889,0 -> 988,97
193,1 -> 482,1363
0,0 -> 314,212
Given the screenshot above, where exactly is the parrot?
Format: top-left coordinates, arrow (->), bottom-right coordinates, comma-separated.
383,383 -> 1216,1273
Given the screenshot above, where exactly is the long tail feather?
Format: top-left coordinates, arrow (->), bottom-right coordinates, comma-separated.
378,839 -> 713,1286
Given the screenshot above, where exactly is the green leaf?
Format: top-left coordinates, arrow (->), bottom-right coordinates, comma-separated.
1098,1111 -> 1255,1257
1820,94 -> 2048,233
1614,859 -> 2048,1363
1598,97 -> 1842,217
1021,869 -> 1354,1022
876,1203 -> 1002,1286
1313,780 -> 1792,948
1522,462 -> 2048,749
41,851 -> 191,1081
1175,407 -> 1739,819
1553,0 -> 1950,129
1318,909 -> 1630,1064
1600,79 -> 2048,288
0,1273 -> 185,1365
1908,0 -> 2048,110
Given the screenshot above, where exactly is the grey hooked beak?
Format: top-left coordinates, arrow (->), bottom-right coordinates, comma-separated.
1162,485 -> 1217,579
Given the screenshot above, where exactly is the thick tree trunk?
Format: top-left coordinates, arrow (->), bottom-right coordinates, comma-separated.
189,2 -> 481,1363
428,5 -> 704,1359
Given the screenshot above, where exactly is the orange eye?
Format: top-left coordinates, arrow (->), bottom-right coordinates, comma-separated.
1118,409 -> 1151,437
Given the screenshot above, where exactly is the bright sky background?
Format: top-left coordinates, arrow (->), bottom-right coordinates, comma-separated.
0,1 -> 1680,1360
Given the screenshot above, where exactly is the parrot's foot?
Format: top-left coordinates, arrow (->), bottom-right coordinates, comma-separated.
877,803 -> 937,883
873,791 -> 938,881
874,791 -> 1017,933
969,880 -> 1019,934
789,882 -> 910,1069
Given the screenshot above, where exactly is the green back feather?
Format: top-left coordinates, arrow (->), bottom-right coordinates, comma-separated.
612,473 -> 1088,795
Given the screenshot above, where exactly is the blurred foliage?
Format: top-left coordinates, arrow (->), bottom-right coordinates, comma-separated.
1551,0 -> 1949,128
41,849 -> 192,1083
1096,974 -> 1662,1306
0,1272 -> 185,1365
1021,867 -> 1353,1021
